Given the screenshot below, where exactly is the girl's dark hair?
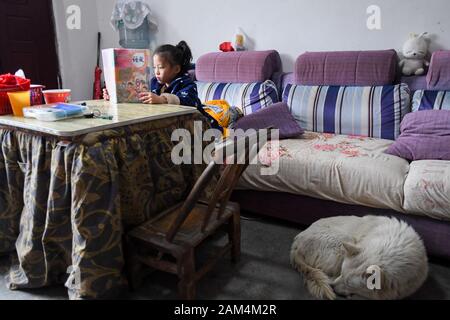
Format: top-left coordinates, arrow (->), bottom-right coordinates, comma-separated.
154,41 -> 193,74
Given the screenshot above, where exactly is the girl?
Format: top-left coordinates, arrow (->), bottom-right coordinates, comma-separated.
104,41 -> 201,108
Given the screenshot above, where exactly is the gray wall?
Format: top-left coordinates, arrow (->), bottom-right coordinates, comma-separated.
53,0 -> 450,100
52,0 -> 99,101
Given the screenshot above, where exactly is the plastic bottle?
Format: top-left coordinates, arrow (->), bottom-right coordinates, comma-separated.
234,28 -> 246,51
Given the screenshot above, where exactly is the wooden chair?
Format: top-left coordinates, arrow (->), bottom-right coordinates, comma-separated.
126,132 -> 262,299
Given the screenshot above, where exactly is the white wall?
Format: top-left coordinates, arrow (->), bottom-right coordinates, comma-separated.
54,0 -> 450,100
95,0 -> 118,50
52,0 -> 99,100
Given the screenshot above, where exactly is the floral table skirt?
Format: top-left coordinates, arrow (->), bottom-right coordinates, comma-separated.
0,113 -> 207,299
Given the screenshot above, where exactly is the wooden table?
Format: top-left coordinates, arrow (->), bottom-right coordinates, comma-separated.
0,100 -> 198,137
0,101 -> 208,299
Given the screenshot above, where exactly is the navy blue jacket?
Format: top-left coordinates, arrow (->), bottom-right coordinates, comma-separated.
150,74 -> 202,108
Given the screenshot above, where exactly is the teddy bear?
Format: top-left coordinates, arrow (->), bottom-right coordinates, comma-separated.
399,32 -> 430,76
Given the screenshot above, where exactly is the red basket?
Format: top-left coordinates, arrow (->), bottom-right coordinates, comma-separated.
0,75 -> 31,115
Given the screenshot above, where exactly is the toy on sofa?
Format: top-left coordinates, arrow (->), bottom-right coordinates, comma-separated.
203,100 -> 243,138
399,32 -> 430,76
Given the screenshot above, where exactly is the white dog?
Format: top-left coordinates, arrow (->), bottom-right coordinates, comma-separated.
290,216 -> 428,300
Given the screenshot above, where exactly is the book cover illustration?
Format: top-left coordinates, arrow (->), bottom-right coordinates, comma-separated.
102,48 -> 152,104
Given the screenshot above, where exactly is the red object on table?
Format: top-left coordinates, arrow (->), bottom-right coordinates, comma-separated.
219,42 -> 235,52
0,74 -> 31,115
43,89 -> 71,104
30,85 -> 46,105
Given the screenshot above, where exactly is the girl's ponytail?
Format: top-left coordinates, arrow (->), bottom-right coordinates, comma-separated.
176,41 -> 193,73
154,41 -> 193,75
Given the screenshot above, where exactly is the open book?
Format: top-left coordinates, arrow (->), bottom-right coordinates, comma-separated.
102,48 -> 152,104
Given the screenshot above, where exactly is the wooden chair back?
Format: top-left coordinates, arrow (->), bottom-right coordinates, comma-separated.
165,131 -> 263,242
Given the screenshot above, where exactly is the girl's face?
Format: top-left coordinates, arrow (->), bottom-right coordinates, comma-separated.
153,54 -> 181,85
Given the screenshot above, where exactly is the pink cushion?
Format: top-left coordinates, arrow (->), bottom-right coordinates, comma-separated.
385,110 -> 450,161
294,50 -> 397,86
427,51 -> 450,90
235,102 -> 304,139
195,50 -> 281,83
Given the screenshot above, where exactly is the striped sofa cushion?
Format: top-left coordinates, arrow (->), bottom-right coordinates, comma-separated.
282,84 -> 411,140
196,80 -> 279,115
412,90 -> 450,111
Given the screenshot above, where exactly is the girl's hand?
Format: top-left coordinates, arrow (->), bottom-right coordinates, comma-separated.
103,88 -> 110,101
139,92 -> 167,104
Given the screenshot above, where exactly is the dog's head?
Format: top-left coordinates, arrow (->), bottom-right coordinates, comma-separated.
331,243 -> 385,300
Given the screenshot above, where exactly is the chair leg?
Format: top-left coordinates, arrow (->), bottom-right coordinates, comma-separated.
126,237 -> 158,292
125,238 -> 142,292
178,248 -> 196,300
228,210 -> 241,263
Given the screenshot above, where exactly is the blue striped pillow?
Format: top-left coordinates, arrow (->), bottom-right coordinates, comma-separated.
282,84 -> 411,140
195,80 -> 279,115
412,90 -> 450,112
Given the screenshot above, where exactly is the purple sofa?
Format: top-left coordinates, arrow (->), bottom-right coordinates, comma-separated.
195,50 -> 282,83
235,50 -> 450,260
194,49 -> 450,260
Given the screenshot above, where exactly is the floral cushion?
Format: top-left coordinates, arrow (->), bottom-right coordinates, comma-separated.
404,160 -> 450,220
238,132 -> 409,213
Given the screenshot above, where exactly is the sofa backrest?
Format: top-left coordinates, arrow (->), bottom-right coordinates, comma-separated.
280,50 -> 409,140
399,51 -> 450,93
427,50 -> 450,90
195,50 -> 282,83
400,76 -> 427,92
194,50 -> 282,115
294,50 -> 398,86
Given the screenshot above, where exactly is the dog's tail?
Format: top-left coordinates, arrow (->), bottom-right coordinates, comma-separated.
291,252 -> 336,300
